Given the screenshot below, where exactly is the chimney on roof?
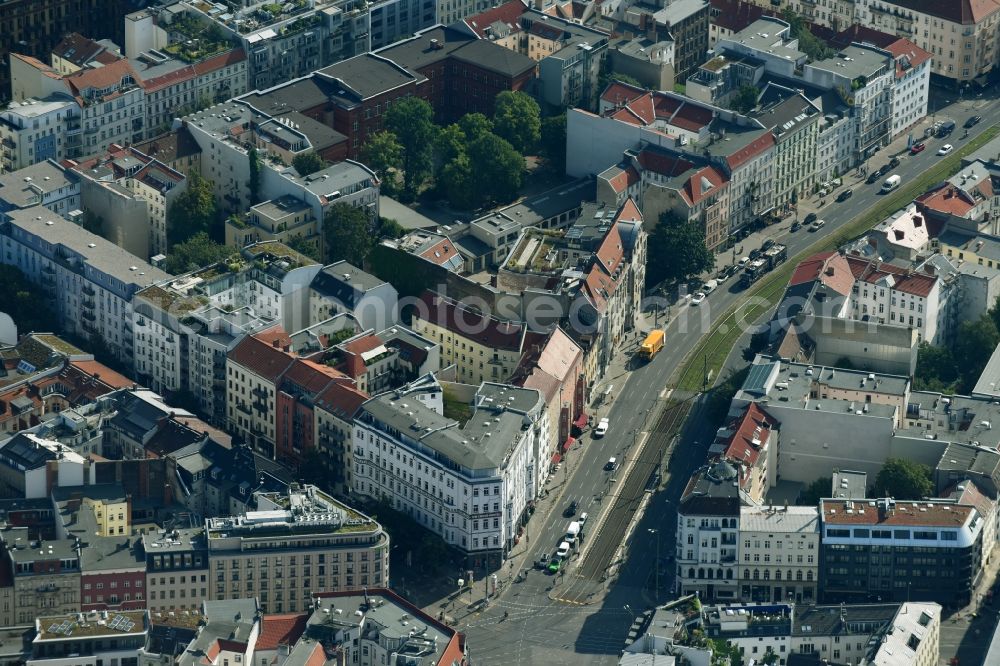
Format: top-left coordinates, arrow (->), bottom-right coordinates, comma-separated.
825,266 -> 835,276
429,38 -> 442,50
273,339 -> 280,348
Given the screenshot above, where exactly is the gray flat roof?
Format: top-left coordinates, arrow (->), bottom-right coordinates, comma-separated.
317,53 -> 420,102
810,44 -> 891,81
974,343 -> 1000,398
477,178 -> 594,229
654,0 -> 709,25
282,161 -> 376,199
0,161 -> 78,208
253,195 -> 313,220
378,196 -> 439,230
5,206 -> 169,287
739,506 -> 819,534
375,25 -> 535,79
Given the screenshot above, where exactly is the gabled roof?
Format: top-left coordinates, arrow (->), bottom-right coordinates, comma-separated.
880,0 -> 1000,24
845,256 -> 938,298
314,382 -> 370,421
788,252 -> 854,296
256,613 -> 309,651
52,33 -> 118,68
726,131 -> 775,170
462,0 -> 528,38
636,149 -> 695,177
681,166 -> 728,205
415,292 -> 525,352
600,81 -> 647,108
63,58 -> 140,101
604,165 -> 640,194
709,0 -> 765,33
721,403 -> 773,476
228,334 -> 295,383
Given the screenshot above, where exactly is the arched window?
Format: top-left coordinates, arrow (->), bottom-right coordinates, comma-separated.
796,570 -> 803,581
698,568 -> 705,579
775,571 -> 782,581
753,569 -> 760,580
763,570 -> 770,581
707,569 -> 714,579
689,568 -> 696,579
744,569 -> 751,580
806,571 -> 814,581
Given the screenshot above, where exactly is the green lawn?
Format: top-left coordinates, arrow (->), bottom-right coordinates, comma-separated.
672,125 -> 1000,393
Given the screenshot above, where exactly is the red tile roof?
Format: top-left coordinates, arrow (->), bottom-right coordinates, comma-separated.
721,403 -> 773,477
282,359 -> 348,393
880,0 -> 1000,24
884,38 -> 932,78
463,0 -> 527,38
726,132 -> 775,170
614,197 -> 643,224
141,49 -> 246,94
228,334 -> 295,382
606,166 -> 640,194
709,0 -> 765,33
683,166 -> 728,205
610,106 -> 646,126
64,59 -> 140,100
636,149 -> 694,177
69,359 -> 134,390
822,498 -> 974,527
845,256 -> 937,298
52,33 -> 117,68
419,237 -> 459,265
600,81 -> 647,108
256,613 -> 308,651
916,184 -> 977,217
415,292 -> 525,351
314,381 -> 369,420
788,252 -> 854,296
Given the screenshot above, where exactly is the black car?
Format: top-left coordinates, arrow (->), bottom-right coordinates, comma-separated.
804,212 -> 818,224
866,172 -> 881,185
790,221 -> 801,232
876,165 -> 891,177
749,248 -> 762,261
761,239 -> 775,251
965,115 -> 982,128
563,500 -> 578,517
889,157 -> 900,168
837,188 -> 854,202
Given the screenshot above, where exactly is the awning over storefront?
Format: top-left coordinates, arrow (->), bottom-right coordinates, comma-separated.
551,453 -> 562,465
562,437 -> 575,452
573,413 -> 588,428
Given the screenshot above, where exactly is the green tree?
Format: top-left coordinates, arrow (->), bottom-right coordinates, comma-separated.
440,154 -> 478,210
385,97 -> 436,196
164,232 -> 232,274
990,293 -> 1000,333
914,342 -> 958,392
292,151 -> 326,177
954,315 -> 1000,392
729,85 -> 760,114
0,265 -> 59,334
324,202 -> 374,265
167,171 -> 218,246
873,458 -> 933,500
468,133 -> 524,205
493,91 -> 541,154
781,9 -> 833,60
433,123 -> 467,178
361,131 -> 404,194
539,113 -> 567,174
377,217 -> 406,239
287,235 -> 322,262
248,147 -> 262,206
798,477 -> 832,506
597,58 -> 643,97
647,212 -> 714,286
458,113 -> 494,143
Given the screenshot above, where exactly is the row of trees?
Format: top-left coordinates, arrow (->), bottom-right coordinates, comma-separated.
361,92 -> 561,210
799,458 -> 934,505
915,298 -> 1000,394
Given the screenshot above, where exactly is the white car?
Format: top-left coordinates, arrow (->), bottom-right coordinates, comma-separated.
691,292 -> 706,306
595,418 -> 610,437
937,144 -> 954,155
579,512 -> 589,526
556,541 -> 571,558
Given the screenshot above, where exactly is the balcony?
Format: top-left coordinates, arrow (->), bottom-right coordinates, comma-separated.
82,297 -> 96,309
81,310 -> 96,322
82,285 -> 96,297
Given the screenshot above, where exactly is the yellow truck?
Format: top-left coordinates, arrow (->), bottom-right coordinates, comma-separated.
639,329 -> 665,361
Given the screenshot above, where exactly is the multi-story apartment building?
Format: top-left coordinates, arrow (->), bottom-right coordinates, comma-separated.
27,609 -> 148,666
0,160 -> 81,221
700,601 -> 940,666
845,254 -> 942,343
141,528 -> 209,614
675,461 -> 748,601
859,0 -> 1000,85
737,505 -> 820,604
50,33 -> 121,75
0,98 -> 82,172
309,261 -> 399,332
650,0 -> 711,82
205,485 -> 390,614
0,526 -> 81,625
68,144 -> 187,259
1,206 -> 168,366
820,497 -> 984,606
0,0 -> 120,103
412,292 -> 527,386
708,403 -> 777,505
755,85 -> 820,212
353,380 -> 548,571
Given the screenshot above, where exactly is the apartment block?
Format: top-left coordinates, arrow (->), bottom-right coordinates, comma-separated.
0,160 -> 81,221
353,381 -> 548,570
27,609 -> 148,666
1,206 -> 168,366
820,497 -> 984,606
309,261 -> 399,332
0,98 -> 81,172
141,528 -> 209,614
205,485 -> 390,614
737,505 -> 820,604
0,526 -> 81,625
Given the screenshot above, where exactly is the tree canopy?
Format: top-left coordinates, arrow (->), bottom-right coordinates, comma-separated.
0,265 -> 59,335
361,131 -> 403,194
167,171 -> 218,246
468,133 -> 524,205
248,147 -> 262,206
729,85 -> 760,114
780,9 -> 833,60
286,235 -> 322,262
798,477 -> 832,506
873,458 -> 933,500
323,203 -> 373,266
458,113 -> 494,143
292,151 -> 327,177
493,91 -> 541,154
385,97 -> 436,196
914,342 -> 959,393
164,232 -> 232,274
646,211 -> 714,286
539,113 -> 567,174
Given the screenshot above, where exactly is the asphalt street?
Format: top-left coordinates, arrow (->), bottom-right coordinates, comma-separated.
457,90 -> 1000,666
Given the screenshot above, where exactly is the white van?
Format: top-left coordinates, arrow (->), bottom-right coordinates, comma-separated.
881,174 -> 901,193
702,279 -> 718,294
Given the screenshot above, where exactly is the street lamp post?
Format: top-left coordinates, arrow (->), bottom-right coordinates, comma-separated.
648,528 -> 660,600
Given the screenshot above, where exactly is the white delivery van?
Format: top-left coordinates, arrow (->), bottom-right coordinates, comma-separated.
881,175 -> 901,193
566,521 -> 581,545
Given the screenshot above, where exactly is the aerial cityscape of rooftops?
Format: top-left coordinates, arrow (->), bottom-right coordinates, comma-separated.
6,0 -> 1000,665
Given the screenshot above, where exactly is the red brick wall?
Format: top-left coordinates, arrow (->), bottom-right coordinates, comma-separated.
81,570 -> 147,611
